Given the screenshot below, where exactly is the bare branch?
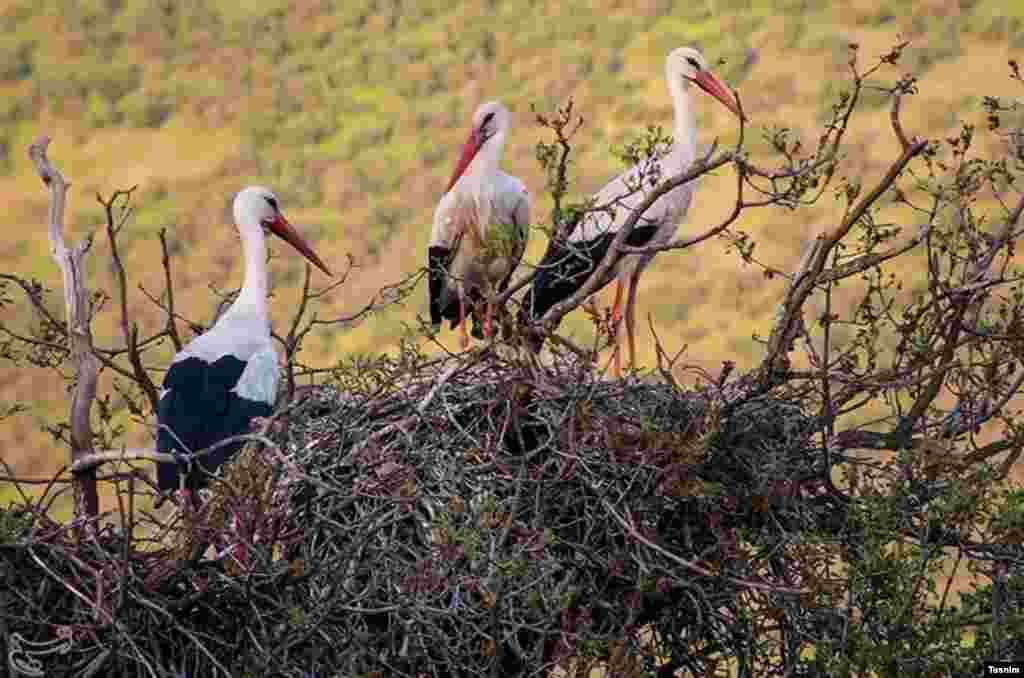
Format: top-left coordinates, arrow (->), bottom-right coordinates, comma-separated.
68,429 -> 282,475
281,263 -> 316,400
29,135 -> 99,521
0,273 -> 66,330
98,187 -> 161,414
619,161 -> 747,256
68,447 -> 170,473
307,269 -> 420,330
159,227 -> 184,353
817,222 -> 931,284
891,87 -> 912,152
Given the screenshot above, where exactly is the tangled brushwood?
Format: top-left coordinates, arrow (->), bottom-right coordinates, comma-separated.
9,343 -> 1018,677
0,347 -> 843,677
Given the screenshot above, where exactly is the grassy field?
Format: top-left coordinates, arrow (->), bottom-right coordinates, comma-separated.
0,0 -> 1021,513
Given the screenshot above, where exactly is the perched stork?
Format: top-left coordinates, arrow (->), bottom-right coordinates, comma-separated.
428,100 -> 530,349
156,186 -> 331,499
520,47 -> 743,376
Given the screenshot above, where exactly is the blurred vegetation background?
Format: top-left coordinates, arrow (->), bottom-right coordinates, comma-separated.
0,0 -> 1020,502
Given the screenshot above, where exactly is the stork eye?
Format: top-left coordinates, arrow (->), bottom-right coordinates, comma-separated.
686,56 -> 700,70
264,196 -> 279,211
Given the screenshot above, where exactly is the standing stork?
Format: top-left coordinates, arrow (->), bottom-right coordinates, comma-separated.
428,100 -> 531,349
520,47 -> 744,376
156,186 -> 332,500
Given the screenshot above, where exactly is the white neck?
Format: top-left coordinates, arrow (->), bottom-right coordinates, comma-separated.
458,131 -> 506,233
217,222 -> 268,327
464,131 -> 506,193
666,71 -> 698,165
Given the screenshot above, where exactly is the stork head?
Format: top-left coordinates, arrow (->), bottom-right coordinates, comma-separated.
666,47 -> 745,121
445,100 -> 512,193
233,186 -> 332,276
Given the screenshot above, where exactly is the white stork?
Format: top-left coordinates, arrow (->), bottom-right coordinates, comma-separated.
520,47 -> 743,376
428,100 -> 531,349
156,186 -> 332,499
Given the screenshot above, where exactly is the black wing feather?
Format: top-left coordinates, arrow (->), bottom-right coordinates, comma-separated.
428,245 -> 453,327
156,355 -> 272,492
520,223 -> 660,327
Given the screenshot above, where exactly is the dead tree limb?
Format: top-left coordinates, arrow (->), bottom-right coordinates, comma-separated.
28,135 -> 99,523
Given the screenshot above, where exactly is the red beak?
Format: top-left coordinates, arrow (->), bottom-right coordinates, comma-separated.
693,70 -> 745,122
267,213 -> 333,276
445,127 -> 483,193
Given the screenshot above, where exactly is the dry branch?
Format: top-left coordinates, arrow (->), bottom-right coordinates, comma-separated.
98,188 -> 161,413
28,136 -> 100,522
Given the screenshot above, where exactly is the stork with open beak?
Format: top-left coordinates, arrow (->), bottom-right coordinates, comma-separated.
428,100 -> 531,349
520,47 -> 743,377
156,186 -> 331,501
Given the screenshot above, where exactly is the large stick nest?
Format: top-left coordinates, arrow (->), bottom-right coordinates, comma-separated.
1,349 -> 844,677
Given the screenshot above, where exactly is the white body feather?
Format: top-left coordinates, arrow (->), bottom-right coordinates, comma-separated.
231,346 -> 280,404
169,306 -> 279,405
569,144 -> 697,282
430,171 -> 530,250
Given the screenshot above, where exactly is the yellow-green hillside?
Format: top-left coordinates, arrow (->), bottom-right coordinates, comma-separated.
1,0 -> 1020,491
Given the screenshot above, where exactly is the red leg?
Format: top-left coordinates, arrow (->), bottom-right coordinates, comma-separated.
604,278 -> 624,379
625,270 -> 641,372
609,277 -> 624,326
485,301 -> 495,340
460,295 -> 470,349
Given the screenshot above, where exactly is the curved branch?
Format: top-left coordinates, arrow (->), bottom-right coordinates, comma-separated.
759,139 -> 929,382
533,151 -> 736,336
29,135 -> 99,521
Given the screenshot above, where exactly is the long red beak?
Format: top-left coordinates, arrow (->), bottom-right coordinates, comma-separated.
693,70 -> 745,122
267,214 -> 333,276
445,128 -> 483,193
